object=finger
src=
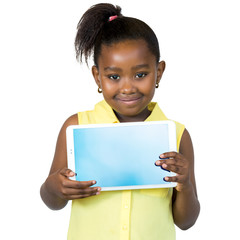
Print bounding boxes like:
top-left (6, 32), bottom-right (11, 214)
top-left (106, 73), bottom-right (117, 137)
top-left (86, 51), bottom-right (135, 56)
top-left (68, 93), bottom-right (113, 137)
top-left (63, 187), bottom-right (101, 200)
top-left (155, 160), bottom-right (182, 174)
top-left (69, 191), bottom-right (100, 200)
top-left (164, 175), bottom-right (186, 184)
top-left (60, 168), bottom-right (75, 178)
top-left (159, 155), bottom-right (185, 167)
top-left (164, 176), bottom-right (177, 183)
top-left (63, 179), bottom-right (97, 189)
top-left (155, 159), bottom-right (185, 170)
top-left (162, 163), bottom-right (183, 174)
top-left (160, 165), bottom-right (170, 172)
top-left (159, 151), bottom-right (179, 159)
top-left (156, 158), bottom-right (186, 176)
top-left (62, 186), bottom-right (101, 197)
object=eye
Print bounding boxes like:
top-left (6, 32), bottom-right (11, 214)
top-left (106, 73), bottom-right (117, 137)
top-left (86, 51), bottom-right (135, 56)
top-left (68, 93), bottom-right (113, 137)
top-left (109, 74), bottom-right (120, 81)
top-left (135, 72), bottom-right (147, 79)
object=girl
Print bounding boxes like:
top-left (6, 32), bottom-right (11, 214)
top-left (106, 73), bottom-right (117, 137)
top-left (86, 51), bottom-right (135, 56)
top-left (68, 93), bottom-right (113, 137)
top-left (40, 3), bottom-right (200, 240)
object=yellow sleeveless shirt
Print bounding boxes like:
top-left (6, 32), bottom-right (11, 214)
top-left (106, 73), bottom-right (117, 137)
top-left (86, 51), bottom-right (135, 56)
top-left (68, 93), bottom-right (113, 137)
top-left (67, 100), bottom-right (185, 240)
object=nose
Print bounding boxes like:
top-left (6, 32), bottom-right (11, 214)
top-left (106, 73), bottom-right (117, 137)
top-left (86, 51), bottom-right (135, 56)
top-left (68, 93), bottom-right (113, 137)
top-left (120, 78), bottom-right (137, 94)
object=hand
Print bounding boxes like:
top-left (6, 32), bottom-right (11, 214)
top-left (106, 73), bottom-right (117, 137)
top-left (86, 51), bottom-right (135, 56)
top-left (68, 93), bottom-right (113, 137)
top-left (45, 168), bottom-right (101, 200)
top-left (155, 152), bottom-right (191, 192)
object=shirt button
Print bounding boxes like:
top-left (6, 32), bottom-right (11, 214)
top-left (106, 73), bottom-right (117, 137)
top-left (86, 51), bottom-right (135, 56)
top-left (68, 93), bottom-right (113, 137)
top-left (122, 225), bottom-right (127, 230)
top-left (124, 205), bottom-right (128, 209)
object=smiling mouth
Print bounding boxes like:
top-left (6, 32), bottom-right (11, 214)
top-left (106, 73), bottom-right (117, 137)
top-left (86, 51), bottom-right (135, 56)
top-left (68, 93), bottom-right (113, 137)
top-left (116, 96), bottom-right (143, 104)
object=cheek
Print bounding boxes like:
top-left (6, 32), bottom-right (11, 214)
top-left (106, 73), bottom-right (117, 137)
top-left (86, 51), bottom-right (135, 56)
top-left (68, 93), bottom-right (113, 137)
top-left (101, 80), bottom-right (117, 96)
top-left (99, 76), bottom-right (109, 88)
top-left (140, 80), bottom-right (156, 95)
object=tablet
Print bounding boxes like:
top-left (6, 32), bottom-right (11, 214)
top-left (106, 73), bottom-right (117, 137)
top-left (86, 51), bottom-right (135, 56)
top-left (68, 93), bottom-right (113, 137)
top-left (66, 121), bottom-right (177, 191)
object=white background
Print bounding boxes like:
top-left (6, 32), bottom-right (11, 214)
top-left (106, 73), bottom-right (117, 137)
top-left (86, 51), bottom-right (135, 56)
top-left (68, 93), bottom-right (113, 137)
top-left (1, 0), bottom-right (239, 239)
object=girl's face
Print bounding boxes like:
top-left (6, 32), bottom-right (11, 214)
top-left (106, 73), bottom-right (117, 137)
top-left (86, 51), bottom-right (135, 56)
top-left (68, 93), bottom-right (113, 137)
top-left (92, 39), bottom-right (165, 122)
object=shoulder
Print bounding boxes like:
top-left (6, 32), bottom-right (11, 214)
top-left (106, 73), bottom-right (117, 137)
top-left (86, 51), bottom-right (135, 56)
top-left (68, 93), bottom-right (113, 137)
top-left (179, 129), bottom-right (194, 162)
top-left (57, 114), bottom-right (78, 140)
top-left (180, 129), bottom-right (193, 151)
top-left (62, 114), bottom-right (78, 128)
top-left (49, 114), bottom-right (78, 174)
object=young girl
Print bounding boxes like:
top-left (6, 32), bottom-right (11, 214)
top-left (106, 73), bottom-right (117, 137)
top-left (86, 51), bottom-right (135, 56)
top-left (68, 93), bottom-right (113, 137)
top-left (40, 3), bottom-right (200, 239)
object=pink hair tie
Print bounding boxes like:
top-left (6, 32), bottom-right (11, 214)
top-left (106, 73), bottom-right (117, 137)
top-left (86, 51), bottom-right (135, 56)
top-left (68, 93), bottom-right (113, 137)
top-left (109, 15), bottom-right (118, 22)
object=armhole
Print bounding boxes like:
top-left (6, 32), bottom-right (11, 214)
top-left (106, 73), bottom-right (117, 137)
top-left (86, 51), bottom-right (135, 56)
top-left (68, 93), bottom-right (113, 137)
top-left (175, 122), bottom-right (185, 152)
top-left (77, 112), bottom-right (81, 125)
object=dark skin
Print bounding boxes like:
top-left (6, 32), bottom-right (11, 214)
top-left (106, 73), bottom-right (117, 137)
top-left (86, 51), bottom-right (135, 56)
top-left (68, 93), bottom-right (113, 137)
top-left (159, 130), bottom-right (200, 230)
top-left (40, 114), bottom-right (101, 210)
top-left (40, 39), bottom-right (200, 230)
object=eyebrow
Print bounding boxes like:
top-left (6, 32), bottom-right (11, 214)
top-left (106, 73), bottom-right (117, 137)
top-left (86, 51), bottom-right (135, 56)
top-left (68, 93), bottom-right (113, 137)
top-left (104, 64), bottom-right (150, 72)
top-left (104, 66), bottom-right (122, 72)
top-left (132, 64), bottom-right (150, 70)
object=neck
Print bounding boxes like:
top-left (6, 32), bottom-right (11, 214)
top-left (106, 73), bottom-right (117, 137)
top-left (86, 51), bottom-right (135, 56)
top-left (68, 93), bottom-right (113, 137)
top-left (114, 107), bottom-right (151, 123)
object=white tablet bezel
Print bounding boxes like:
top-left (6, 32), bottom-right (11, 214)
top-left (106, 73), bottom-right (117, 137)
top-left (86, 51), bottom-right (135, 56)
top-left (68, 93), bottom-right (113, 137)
top-left (66, 121), bottom-right (177, 190)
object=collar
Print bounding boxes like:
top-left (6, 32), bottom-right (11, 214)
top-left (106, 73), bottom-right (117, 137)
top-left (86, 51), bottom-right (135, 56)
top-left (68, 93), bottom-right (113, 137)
top-left (94, 100), bottom-right (119, 124)
top-left (94, 100), bottom-right (168, 124)
top-left (145, 102), bottom-right (168, 121)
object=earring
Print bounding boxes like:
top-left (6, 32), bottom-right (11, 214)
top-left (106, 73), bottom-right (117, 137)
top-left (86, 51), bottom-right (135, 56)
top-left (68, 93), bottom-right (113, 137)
top-left (98, 87), bottom-right (102, 93)
top-left (155, 83), bottom-right (159, 88)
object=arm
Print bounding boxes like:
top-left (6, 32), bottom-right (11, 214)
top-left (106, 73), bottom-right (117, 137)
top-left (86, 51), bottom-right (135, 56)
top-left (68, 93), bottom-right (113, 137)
top-left (156, 129), bottom-right (200, 230)
top-left (40, 114), bottom-right (101, 210)
top-left (172, 129), bottom-right (200, 229)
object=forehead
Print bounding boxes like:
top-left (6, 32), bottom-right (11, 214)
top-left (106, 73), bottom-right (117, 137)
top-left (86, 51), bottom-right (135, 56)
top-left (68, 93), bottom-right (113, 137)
top-left (98, 40), bottom-right (156, 69)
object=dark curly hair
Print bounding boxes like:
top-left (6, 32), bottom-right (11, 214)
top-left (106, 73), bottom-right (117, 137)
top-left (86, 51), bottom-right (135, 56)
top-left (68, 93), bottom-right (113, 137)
top-left (75, 3), bottom-right (160, 67)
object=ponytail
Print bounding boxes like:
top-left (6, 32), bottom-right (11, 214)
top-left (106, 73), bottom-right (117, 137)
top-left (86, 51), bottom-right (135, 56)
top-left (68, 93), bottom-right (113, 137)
top-left (75, 3), bottom-right (122, 64)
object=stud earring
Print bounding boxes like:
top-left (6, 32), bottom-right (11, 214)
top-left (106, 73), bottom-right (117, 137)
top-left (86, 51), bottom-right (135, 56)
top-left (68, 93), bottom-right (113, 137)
top-left (155, 83), bottom-right (159, 88)
top-left (98, 87), bottom-right (102, 93)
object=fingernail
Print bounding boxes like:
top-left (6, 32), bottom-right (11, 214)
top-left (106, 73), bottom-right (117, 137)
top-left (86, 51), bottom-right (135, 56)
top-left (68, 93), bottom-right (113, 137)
top-left (159, 154), bottom-right (165, 159)
top-left (96, 188), bottom-right (101, 195)
top-left (155, 160), bottom-right (161, 165)
top-left (162, 163), bottom-right (167, 168)
top-left (165, 177), bottom-right (169, 181)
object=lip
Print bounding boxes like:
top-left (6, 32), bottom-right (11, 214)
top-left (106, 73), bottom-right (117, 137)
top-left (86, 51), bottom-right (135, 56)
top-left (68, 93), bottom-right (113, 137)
top-left (116, 96), bottom-right (143, 105)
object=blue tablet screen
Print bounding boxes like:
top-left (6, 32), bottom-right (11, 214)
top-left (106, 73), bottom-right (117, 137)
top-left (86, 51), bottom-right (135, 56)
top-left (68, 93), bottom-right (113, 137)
top-left (72, 122), bottom-right (176, 188)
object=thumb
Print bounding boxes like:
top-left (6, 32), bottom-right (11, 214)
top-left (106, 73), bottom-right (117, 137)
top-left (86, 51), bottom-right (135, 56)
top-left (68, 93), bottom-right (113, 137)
top-left (60, 168), bottom-right (76, 178)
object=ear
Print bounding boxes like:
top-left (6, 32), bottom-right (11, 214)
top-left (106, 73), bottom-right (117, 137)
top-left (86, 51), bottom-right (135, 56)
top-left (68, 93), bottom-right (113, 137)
top-left (156, 61), bottom-right (166, 85)
top-left (92, 65), bottom-right (101, 88)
